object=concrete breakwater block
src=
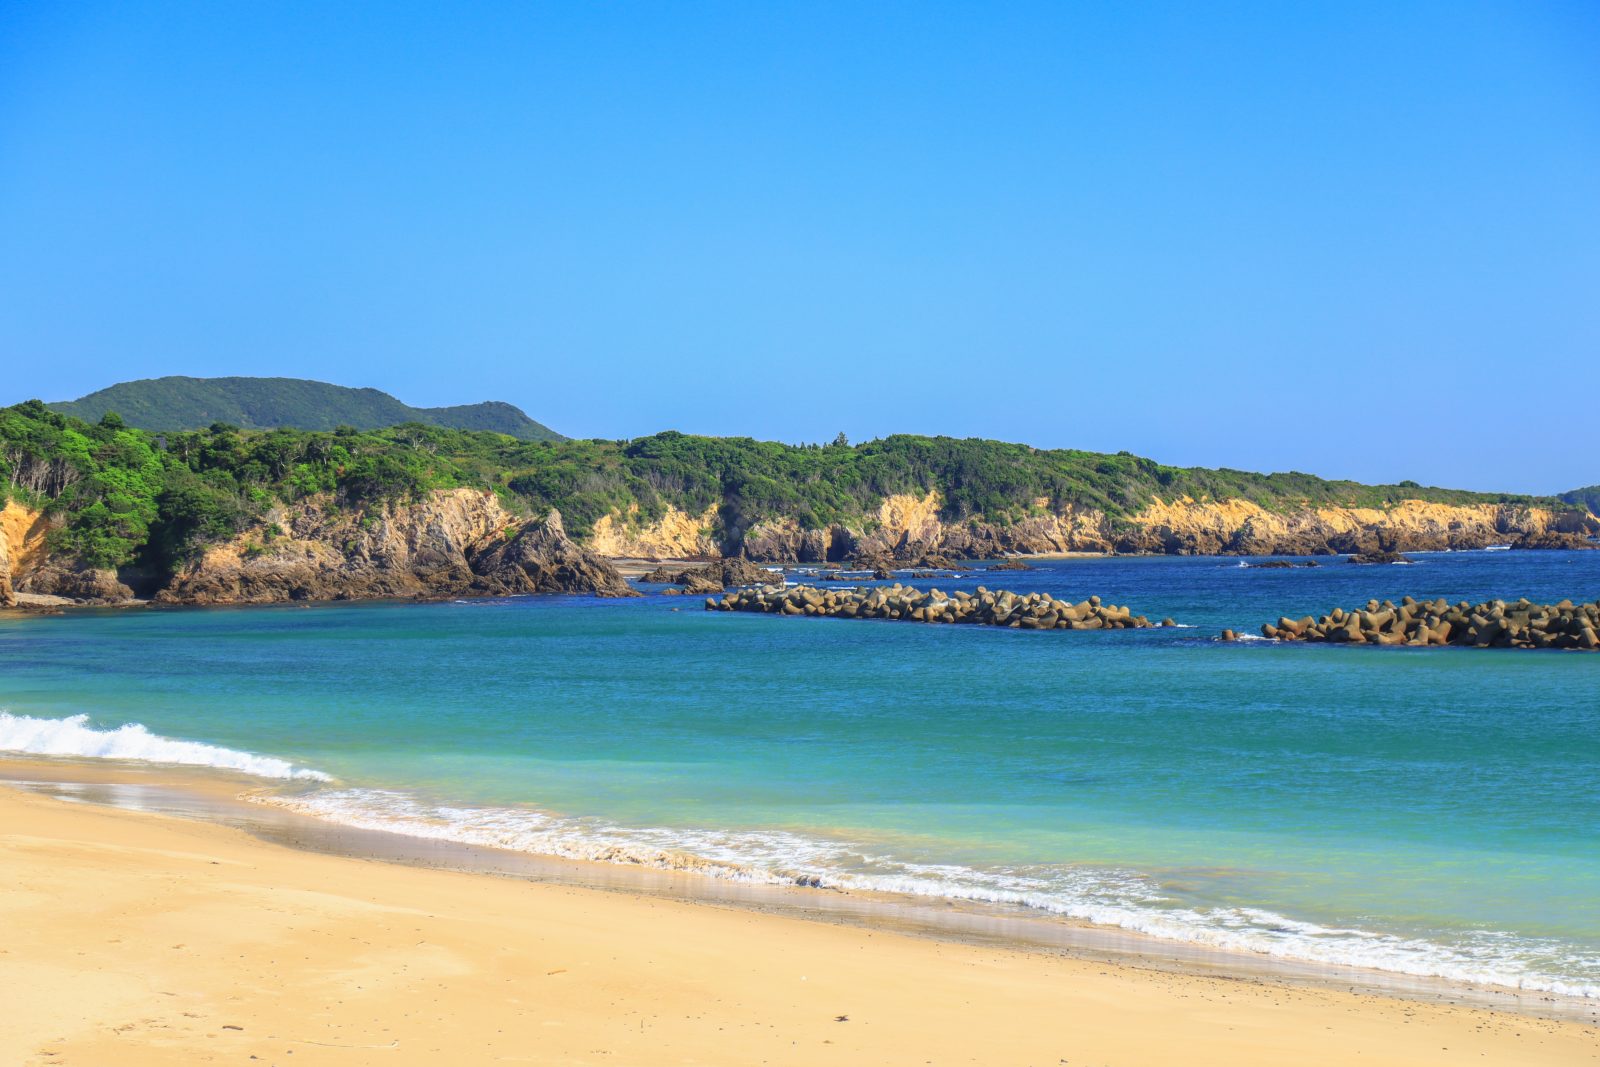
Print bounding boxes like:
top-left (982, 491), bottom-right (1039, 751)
top-left (707, 583), bottom-right (1175, 631)
top-left (1258, 597), bottom-right (1600, 650)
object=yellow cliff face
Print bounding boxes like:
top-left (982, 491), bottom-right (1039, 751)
top-left (588, 504), bottom-right (719, 559)
top-left (647, 488), bottom-right (1579, 561)
top-left (1126, 496), bottom-right (1561, 544)
top-left (0, 501), bottom-right (50, 604)
top-left (873, 491), bottom-right (945, 542)
top-left (0, 500), bottom-right (49, 572)
top-left (1131, 497), bottom-right (1274, 535)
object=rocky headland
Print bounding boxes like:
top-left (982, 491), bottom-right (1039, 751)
top-left (707, 583), bottom-right (1173, 631)
top-left (0, 490), bottom-right (632, 608)
top-left (1259, 597), bottom-right (1600, 650)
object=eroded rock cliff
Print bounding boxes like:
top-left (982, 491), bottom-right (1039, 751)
top-left (603, 491), bottom-right (1598, 562)
top-left (155, 490), bottom-right (632, 605)
top-left (587, 504), bottom-right (720, 559)
top-left (0, 501), bottom-right (83, 606)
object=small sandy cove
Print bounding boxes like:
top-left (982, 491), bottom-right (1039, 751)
top-left (1, 782), bottom-right (1595, 1066)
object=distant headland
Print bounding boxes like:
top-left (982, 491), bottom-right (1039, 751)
top-left (2, 381), bottom-right (1596, 608)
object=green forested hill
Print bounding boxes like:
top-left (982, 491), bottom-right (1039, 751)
top-left (47, 377), bottom-right (563, 441)
top-left (0, 399), bottom-right (1559, 575)
top-left (1561, 486), bottom-right (1600, 516)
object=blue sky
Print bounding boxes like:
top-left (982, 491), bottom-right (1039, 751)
top-left (2, 2), bottom-right (1596, 492)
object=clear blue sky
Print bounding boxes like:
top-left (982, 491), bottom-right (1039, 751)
top-left (3, 2), bottom-right (1597, 493)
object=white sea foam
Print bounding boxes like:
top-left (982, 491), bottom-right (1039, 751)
top-left (0, 712), bottom-right (330, 781)
top-left (261, 786), bottom-right (1599, 1000)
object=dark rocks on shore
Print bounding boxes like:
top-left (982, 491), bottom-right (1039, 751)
top-left (638, 565), bottom-right (680, 583)
top-left (851, 551), bottom-right (969, 574)
top-left (645, 556), bottom-right (782, 594)
top-left (707, 583), bottom-right (1161, 631)
top-left (19, 562), bottom-right (137, 602)
top-left (465, 511), bottom-right (637, 598)
top-left (1513, 532), bottom-right (1599, 550)
top-left (986, 559), bottom-right (1034, 571)
top-left (1260, 597), bottom-right (1600, 650)
top-left (1242, 560), bottom-right (1320, 569)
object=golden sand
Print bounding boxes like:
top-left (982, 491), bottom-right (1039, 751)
top-left (1, 781), bottom-right (1595, 1066)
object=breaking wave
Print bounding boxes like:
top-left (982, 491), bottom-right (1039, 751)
top-left (0, 712), bottom-right (331, 781)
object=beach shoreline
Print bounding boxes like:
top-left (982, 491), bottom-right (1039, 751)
top-left (2, 754), bottom-right (1596, 1066)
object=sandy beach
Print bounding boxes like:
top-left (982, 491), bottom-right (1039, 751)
top-left (1, 770), bottom-right (1594, 1066)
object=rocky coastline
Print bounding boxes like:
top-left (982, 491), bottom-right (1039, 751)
top-left (707, 583), bottom-right (1173, 631)
top-left (0, 490), bottom-right (632, 608)
top-left (605, 491), bottom-right (1600, 565)
top-left (4, 483), bottom-right (1598, 611)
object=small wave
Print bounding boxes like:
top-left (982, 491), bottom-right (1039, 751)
top-left (0, 712), bottom-right (330, 781)
top-left (261, 787), bottom-right (1599, 1000)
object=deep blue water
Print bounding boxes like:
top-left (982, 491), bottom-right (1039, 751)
top-left (2, 549), bottom-right (1597, 995)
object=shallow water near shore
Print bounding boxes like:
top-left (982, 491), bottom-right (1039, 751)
top-left (2, 549), bottom-right (1598, 1000)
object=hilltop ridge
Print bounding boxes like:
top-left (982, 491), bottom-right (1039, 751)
top-left (47, 376), bottom-right (563, 441)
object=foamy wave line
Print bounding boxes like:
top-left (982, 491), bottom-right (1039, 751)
top-left (262, 787), bottom-right (1598, 1001)
top-left (0, 712), bottom-right (331, 781)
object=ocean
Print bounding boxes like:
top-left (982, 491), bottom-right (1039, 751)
top-left (2, 549), bottom-right (1597, 999)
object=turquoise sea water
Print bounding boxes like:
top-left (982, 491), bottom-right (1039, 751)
top-left (2, 550), bottom-right (1598, 996)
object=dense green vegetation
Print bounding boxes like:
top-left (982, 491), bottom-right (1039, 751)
top-left (49, 376), bottom-right (564, 441)
top-left (0, 399), bottom-right (1563, 575)
top-left (1562, 485), bottom-right (1600, 516)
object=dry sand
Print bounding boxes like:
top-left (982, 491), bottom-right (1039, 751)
top-left (1, 781), bottom-right (1595, 1066)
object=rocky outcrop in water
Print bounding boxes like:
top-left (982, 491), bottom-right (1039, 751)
top-left (639, 557), bottom-right (778, 593)
top-left (1347, 551), bottom-right (1412, 565)
top-left (155, 490), bottom-right (632, 605)
top-left (472, 510), bottom-right (635, 597)
top-left (1260, 597), bottom-right (1600, 650)
top-left (707, 583), bottom-right (1167, 631)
